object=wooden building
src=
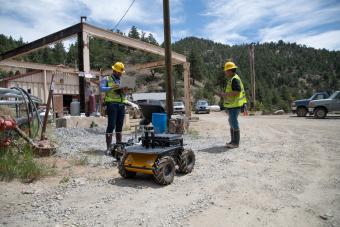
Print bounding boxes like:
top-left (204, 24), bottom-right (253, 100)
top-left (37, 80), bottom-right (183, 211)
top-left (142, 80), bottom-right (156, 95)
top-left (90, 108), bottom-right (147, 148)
top-left (0, 60), bottom-right (99, 117)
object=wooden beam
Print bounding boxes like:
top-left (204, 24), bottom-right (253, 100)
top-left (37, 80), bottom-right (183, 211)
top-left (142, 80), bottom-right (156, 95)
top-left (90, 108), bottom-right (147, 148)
top-left (0, 60), bottom-right (99, 75)
top-left (183, 62), bottom-right (191, 118)
top-left (100, 60), bottom-right (183, 75)
top-left (133, 59), bottom-right (182, 70)
top-left (0, 60), bottom-right (75, 73)
top-left (82, 23), bottom-right (186, 63)
top-left (0, 23), bottom-right (82, 61)
top-left (0, 22), bottom-right (186, 66)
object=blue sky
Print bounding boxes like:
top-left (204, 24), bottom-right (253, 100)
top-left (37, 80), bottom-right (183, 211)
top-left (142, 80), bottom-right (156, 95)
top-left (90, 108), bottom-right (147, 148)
top-left (1, 0), bottom-right (340, 50)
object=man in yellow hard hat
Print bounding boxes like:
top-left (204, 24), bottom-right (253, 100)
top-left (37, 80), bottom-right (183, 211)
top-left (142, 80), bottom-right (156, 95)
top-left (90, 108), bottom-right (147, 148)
top-left (100, 62), bottom-right (129, 155)
top-left (217, 61), bottom-right (247, 148)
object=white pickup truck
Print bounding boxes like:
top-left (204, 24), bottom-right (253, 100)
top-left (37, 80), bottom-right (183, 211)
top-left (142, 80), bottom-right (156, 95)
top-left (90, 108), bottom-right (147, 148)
top-left (308, 91), bottom-right (340, 118)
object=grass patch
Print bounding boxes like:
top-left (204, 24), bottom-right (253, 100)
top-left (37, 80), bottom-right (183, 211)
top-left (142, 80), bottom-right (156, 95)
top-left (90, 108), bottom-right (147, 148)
top-left (72, 156), bottom-right (89, 166)
top-left (59, 176), bottom-right (70, 184)
top-left (0, 145), bottom-right (55, 183)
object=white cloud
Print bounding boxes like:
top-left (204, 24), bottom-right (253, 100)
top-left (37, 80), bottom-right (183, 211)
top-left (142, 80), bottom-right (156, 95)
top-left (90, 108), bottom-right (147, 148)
top-left (172, 29), bottom-right (191, 40)
top-left (81, 0), bottom-right (161, 25)
top-left (295, 30), bottom-right (340, 50)
top-left (201, 0), bottom-right (340, 50)
top-left (2, 0), bottom-right (339, 51)
top-left (0, 0), bottom-right (185, 45)
top-left (0, 0), bottom-right (79, 42)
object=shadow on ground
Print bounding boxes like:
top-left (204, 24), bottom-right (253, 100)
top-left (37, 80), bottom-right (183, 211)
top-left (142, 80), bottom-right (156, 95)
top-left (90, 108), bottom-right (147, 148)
top-left (199, 146), bottom-right (228, 153)
top-left (83, 149), bottom-right (106, 156)
top-left (289, 114), bottom-right (340, 120)
top-left (305, 116), bottom-right (340, 120)
top-left (108, 174), bottom-right (163, 189)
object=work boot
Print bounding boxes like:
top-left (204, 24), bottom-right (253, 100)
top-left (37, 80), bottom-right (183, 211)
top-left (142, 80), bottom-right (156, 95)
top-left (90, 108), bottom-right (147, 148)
top-left (226, 128), bottom-right (234, 146)
top-left (105, 133), bottom-right (113, 155)
top-left (226, 129), bottom-right (240, 149)
top-left (115, 132), bottom-right (122, 143)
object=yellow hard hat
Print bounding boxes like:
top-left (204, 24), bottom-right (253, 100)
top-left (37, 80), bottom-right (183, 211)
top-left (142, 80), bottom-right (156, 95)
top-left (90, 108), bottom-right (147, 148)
top-left (112, 62), bottom-right (125, 74)
top-left (224, 61), bottom-right (238, 71)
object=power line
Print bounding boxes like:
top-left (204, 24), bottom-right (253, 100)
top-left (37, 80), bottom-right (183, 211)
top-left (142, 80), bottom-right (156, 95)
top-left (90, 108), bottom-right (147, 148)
top-left (113, 0), bottom-right (136, 31)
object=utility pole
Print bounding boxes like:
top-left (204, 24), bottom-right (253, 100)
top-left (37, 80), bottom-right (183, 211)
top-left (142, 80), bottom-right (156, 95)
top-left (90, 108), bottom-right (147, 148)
top-left (248, 44), bottom-right (256, 110)
top-left (163, 0), bottom-right (173, 123)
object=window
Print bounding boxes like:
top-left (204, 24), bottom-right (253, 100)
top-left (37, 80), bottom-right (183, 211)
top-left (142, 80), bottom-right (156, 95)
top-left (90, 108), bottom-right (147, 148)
top-left (315, 94), bottom-right (324, 100)
top-left (335, 93), bottom-right (340, 100)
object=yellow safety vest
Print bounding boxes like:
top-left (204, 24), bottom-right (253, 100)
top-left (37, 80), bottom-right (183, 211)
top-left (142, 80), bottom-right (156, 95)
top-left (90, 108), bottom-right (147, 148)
top-left (104, 75), bottom-right (128, 104)
top-left (224, 74), bottom-right (247, 108)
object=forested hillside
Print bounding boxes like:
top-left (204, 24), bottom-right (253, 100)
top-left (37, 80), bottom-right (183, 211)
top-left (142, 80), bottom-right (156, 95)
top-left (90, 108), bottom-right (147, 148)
top-left (1, 28), bottom-right (340, 112)
top-left (172, 37), bottom-right (340, 111)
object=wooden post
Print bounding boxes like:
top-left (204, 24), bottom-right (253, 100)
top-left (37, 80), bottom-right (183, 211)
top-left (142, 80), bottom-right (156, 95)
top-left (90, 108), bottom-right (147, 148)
top-left (78, 23), bottom-right (90, 114)
top-left (43, 70), bottom-right (48, 104)
top-left (252, 45), bottom-right (256, 110)
top-left (183, 62), bottom-right (191, 118)
top-left (41, 74), bottom-right (54, 140)
top-left (163, 0), bottom-right (173, 124)
top-left (249, 44), bottom-right (256, 110)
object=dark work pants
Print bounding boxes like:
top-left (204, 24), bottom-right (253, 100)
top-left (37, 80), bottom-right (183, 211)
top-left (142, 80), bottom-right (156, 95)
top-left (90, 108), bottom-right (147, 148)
top-left (106, 103), bottom-right (125, 134)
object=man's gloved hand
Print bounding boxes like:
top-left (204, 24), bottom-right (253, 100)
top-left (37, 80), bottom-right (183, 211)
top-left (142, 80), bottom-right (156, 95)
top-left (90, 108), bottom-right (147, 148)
top-left (122, 87), bottom-right (129, 94)
top-left (111, 84), bottom-right (120, 89)
top-left (126, 101), bottom-right (139, 109)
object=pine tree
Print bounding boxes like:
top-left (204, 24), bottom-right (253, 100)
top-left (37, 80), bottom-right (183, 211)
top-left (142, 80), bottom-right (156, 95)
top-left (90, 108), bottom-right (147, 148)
top-left (140, 31), bottom-right (148, 42)
top-left (147, 33), bottom-right (158, 46)
top-left (128, 26), bottom-right (140, 39)
top-left (52, 42), bottom-right (66, 64)
top-left (188, 49), bottom-right (204, 85)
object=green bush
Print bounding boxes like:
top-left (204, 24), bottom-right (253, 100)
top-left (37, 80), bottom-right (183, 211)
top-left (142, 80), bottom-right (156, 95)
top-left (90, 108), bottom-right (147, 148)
top-left (0, 145), bottom-right (54, 183)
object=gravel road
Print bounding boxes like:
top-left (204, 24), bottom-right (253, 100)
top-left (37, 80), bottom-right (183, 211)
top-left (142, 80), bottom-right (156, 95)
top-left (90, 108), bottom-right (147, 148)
top-left (1, 113), bottom-right (339, 227)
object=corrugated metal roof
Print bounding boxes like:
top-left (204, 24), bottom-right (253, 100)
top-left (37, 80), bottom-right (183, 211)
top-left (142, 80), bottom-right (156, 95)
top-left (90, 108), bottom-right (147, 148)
top-left (132, 92), bottom-right (166, 101)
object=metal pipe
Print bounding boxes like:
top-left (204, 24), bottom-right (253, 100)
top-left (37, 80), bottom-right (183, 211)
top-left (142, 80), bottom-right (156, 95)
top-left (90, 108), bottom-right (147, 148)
top-left (16, 111), bottom-right (40, 125)
top-left (0, 100), bottom-right (25, 105)
top-left (0, 88), bottom-right (42, 104)
top-left (12, 87), bottom-right (32, 137)
top-left (0, 93), bottom-right (22, 99)
top-left (17, 87), bottom-right (42, 129)
top-left (14, 126), bottom-right (37, 147)
top-left (0, 88), bottom-right (22, 95)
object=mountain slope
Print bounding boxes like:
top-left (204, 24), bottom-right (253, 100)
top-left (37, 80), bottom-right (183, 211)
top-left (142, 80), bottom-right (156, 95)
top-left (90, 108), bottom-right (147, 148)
top-left (172, 37), bottom-right (340, 111)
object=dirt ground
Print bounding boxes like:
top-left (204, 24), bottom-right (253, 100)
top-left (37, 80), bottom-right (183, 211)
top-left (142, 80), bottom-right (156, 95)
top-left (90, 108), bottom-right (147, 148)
top-left (1, 112), bottom-right (340, 227)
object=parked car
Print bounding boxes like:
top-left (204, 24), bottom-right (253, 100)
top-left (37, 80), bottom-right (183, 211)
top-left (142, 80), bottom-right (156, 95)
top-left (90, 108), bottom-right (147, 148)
top-left (173, 101), bottom-right (185, 114)
top-left (308, 91), bottom-right (340, 119)
top-left (291, 92), bottom-right (330, 117)
top-left (209, 105), bottom-right (221, 112)
top-left (195, 100), bottom-right (210, 114)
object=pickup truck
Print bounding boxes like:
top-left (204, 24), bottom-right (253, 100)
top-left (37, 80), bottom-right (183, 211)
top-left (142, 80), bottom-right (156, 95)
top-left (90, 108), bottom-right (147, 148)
top-left (291, 92), bottom-right (330, 117)
top-left (308, 91), bottom-right (340, 118)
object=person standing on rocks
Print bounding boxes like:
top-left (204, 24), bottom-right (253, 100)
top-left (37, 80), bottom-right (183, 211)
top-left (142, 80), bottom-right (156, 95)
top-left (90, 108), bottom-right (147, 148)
top-left (100, 62), bottom-right (129, 155)
top-left (217, 61), bottom-right (247, 148)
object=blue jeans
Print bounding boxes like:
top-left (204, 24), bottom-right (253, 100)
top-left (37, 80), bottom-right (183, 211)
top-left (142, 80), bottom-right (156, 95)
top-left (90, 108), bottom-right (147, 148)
top-left (227, 108), bottom-right (240, 130)
top-left (106, 103), bottom-right (125, 134)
